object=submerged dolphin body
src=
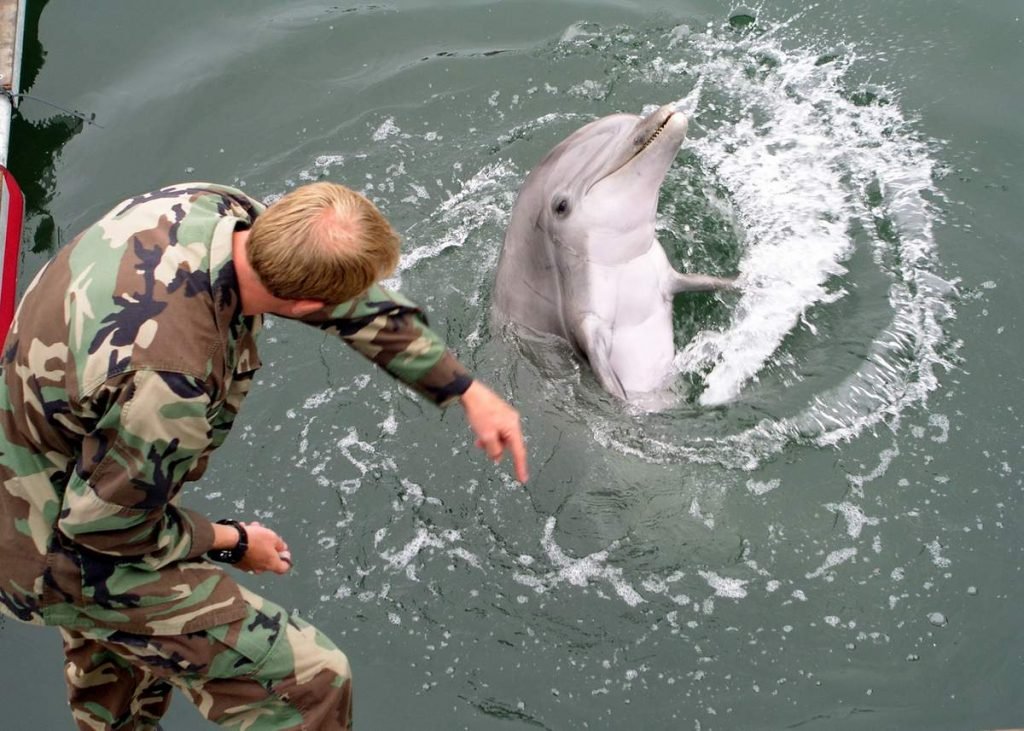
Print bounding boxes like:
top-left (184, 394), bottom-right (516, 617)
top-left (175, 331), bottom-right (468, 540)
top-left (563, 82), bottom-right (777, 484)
top-left (493, 104), bottom-right (735, 400)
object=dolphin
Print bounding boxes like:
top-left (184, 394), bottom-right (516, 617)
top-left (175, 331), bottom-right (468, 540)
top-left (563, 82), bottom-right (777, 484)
top-left (493, 103), bottom-right (736, 400)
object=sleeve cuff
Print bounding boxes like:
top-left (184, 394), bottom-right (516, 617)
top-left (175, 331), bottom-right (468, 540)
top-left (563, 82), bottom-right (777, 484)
top-left (181, 508), bottom-right (217, 559)
top-left (438, 371), bottom-right (474, 408)
top-left (420, 351), bottom-right (474, 407)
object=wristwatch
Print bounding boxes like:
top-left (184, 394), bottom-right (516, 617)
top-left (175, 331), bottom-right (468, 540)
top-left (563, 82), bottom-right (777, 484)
top-left (206, 519), bottom-right (249, 564)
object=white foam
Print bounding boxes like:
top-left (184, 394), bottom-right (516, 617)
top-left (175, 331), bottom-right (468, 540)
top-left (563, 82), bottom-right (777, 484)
top-left (805, 548), bottom-right (858, 579)
top-left (378, 411), bottom-right (398, 436)
top-left (698, 570), bottom-right (748, 599)
top-left (373, 116), bottom-right (400, 141)
top-left (925, 539), bottom-right (952, 568)
top-left (400, 478), bottom-right (425, 505)
top-left (313, 154), bottom-right (345, 168)
top-left (511, 518), bottom-right (646, 606)
top-left (303, 389), bottom-right (336, 410)
top-left (746, 478), bottom-right (781, 496)
top-left (336, 427), bottom-right (376, 475)
top-left (688, 498), bottom-right (715, 529)
top-left (846, 445), bottom-right (900, 495)
top-left (449, 547), bottom-right (483, 569)
top-left (928, 413), bottom-right (950, 443)
top-left (381, 526), bottom-right (446, 570)
top-left (825, 502), bottom-right (880, 539)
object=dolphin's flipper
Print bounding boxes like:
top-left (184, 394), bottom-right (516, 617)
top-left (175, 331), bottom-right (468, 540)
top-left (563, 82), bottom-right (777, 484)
top-left (577, 314), bottom-right (627, 399)
top-left (669, 270), bottom-right (738, 294)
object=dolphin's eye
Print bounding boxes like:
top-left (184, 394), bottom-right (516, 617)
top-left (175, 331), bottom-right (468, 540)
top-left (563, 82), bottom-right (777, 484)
top-left (553, 198), bottom-right (571, 216)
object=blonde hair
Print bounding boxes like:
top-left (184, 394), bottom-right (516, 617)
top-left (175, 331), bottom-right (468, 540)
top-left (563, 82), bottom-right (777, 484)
top-left (247, 183), bottom-right (400, 305)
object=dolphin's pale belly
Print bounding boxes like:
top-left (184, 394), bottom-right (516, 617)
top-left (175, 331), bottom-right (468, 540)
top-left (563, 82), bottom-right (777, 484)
top-left (587, 247), bottom-right (677, 394)
top-left (609, 312), bottom-right (676, 394)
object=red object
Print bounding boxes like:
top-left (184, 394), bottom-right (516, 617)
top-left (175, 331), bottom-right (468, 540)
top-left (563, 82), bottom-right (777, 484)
top-left (0, 165), bottom-right (23, 342)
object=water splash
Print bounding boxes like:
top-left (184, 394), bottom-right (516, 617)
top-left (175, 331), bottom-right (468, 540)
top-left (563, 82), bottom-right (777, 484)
top-left (670, 75), bottom-right (704, 117)
top-left (606, 21), bottom-right (953, 466)
top-left (676, 31), bottom-right (951, 417)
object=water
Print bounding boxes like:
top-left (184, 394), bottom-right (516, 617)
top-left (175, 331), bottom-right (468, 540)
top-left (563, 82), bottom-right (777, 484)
top-left (4, 1), bottom-right (1024, 729)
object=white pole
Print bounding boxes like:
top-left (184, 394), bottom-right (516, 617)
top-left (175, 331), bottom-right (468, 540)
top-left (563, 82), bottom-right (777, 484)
top-left (0, 94), bottom-right (10, 166)
top-left (0, 0), bottom-right (26, 167)
top-left (11, 0), bottom-right (24, 98)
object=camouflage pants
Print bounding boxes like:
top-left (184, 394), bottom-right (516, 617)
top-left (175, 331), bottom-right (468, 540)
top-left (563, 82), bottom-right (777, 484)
top-left (60, 587), bottom-right (352, 730)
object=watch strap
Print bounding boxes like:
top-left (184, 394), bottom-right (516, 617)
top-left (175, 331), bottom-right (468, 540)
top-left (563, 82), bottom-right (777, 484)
top-left (206, 519), bottom-right (248, 564)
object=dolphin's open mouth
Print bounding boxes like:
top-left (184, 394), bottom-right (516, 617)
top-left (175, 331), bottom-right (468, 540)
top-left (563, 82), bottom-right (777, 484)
top-left (585, 107), bottom-right (687, 194)
top-left (637, 112), bottom-right (676, 155)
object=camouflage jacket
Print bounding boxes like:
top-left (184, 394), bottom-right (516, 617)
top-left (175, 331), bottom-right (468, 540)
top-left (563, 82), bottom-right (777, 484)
top-left (0, 183), bottom-right (472, 635)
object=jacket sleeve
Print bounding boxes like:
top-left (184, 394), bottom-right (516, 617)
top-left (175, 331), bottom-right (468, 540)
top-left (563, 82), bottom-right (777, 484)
top-left (58, 369), bottom-right (216, 567)
top-left (297, 283), bottom-right (474, 406)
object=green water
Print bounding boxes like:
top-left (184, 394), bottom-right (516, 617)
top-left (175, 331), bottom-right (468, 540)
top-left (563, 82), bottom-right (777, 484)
top-left (3, 1), bottom-right (1023, 729)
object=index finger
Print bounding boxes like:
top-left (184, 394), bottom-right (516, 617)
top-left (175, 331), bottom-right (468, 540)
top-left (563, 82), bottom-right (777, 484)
top-left (505, 426), bottom-right (529, 483)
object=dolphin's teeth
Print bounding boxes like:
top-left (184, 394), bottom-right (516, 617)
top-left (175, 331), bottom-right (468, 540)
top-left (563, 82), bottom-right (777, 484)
top-left (638, 115), bottom-right (674, 153)
top-left (640, 127), bottom-right (663, 153)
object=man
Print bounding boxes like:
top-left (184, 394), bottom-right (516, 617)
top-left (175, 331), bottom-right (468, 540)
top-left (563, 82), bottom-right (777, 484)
top-left (0, 182), bottom-right (528, 730)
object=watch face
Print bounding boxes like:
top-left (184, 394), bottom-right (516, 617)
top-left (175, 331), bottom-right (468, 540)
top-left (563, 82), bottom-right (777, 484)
top-left (210, 520), bottom-right (247, 563)
top-left (209, 547), bottom-right (242, 564)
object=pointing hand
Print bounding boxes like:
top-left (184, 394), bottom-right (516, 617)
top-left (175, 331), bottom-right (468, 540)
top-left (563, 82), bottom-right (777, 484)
top-left (459, 381), bottom-right (529, 483)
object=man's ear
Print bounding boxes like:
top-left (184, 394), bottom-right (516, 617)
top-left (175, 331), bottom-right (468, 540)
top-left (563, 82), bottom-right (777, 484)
top-left (284, 299), bottom-right (327, 318)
